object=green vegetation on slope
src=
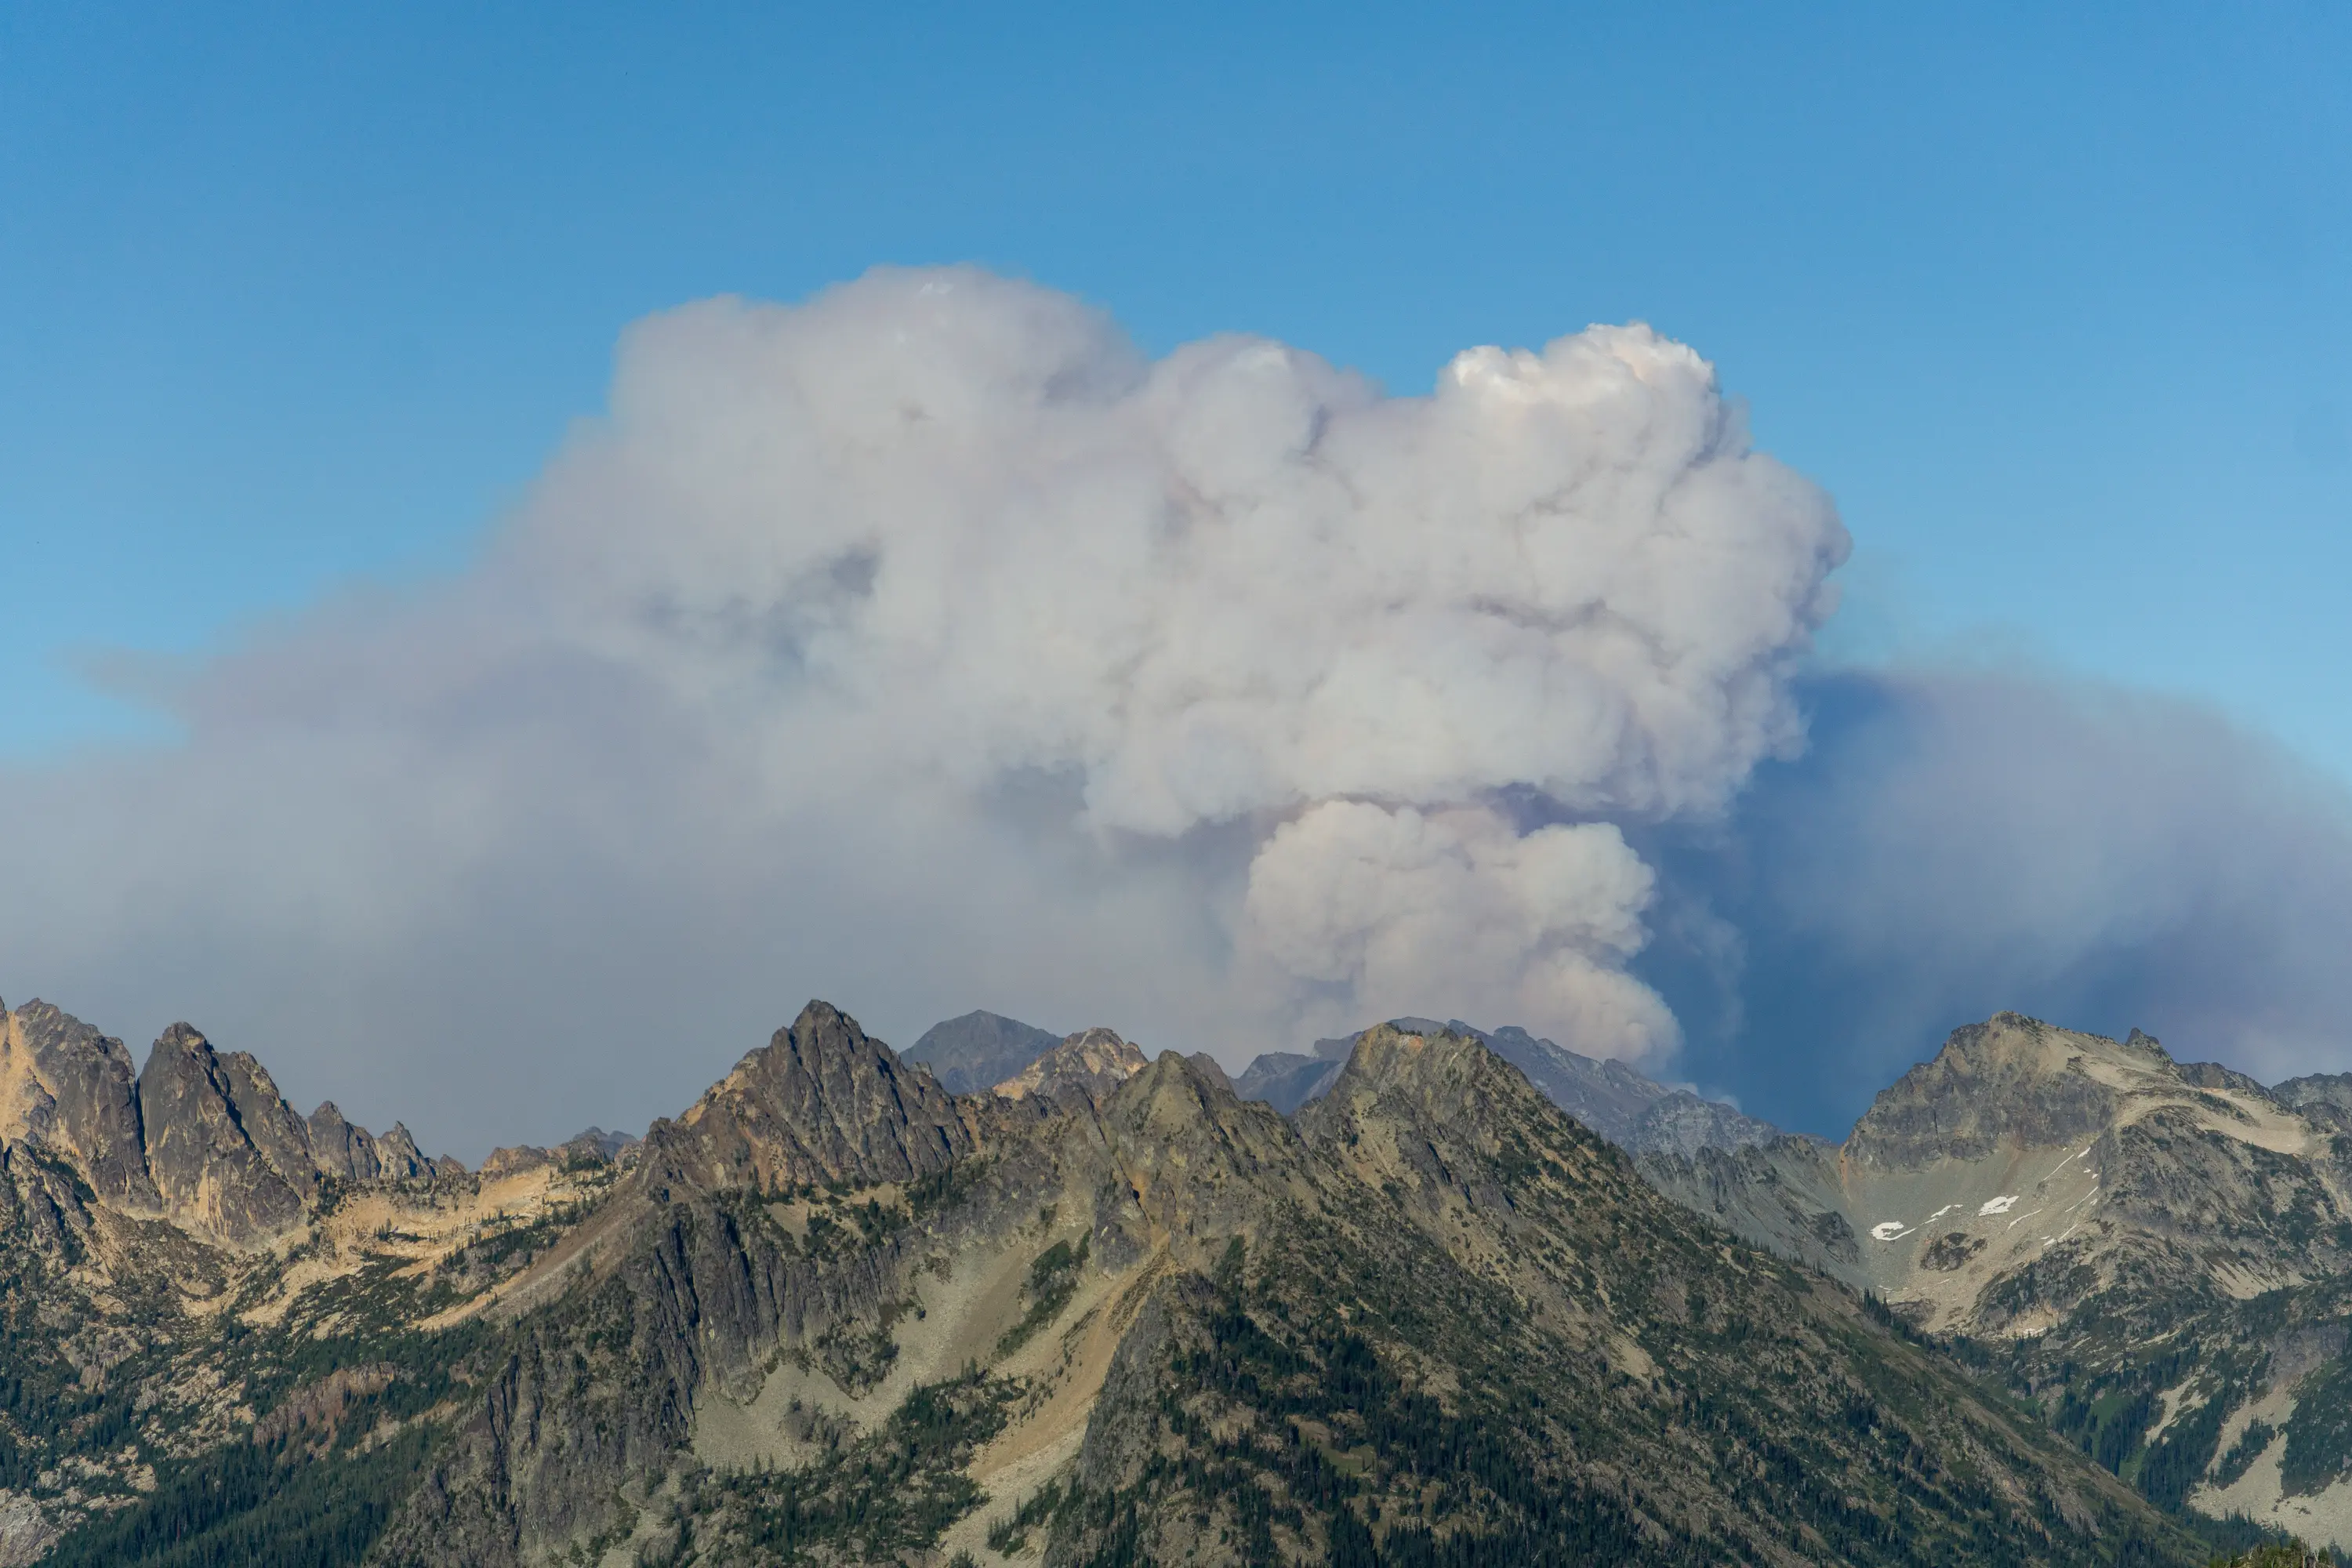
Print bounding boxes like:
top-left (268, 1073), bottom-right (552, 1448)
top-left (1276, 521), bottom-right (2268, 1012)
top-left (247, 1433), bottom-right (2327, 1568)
top-left (2281, 1354), bottom-right (2352, 1498)
top-left (42, 1417), bottom-right (441, 1568)
top-left (635, 1370), bottom-right (1017, 1566)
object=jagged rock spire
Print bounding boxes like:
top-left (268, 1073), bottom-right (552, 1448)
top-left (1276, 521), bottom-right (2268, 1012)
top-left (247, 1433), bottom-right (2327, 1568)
top-left (647, 1000), bottom-right (978, 1194)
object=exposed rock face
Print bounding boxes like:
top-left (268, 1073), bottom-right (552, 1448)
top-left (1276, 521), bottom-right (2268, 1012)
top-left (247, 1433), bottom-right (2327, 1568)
top-left (0, 1490), bottom-right (57, 1568)
top-left (1635, 1133), bottom-right (1859, 1278)
top-left (1470, 1020), bottom-right (1693, 1146)
top-left (2176, 1058), bottom-right (2274, 1098)
top-left (1844, 1011), bottom-right (2132, 1169)
top-left (990, 1025), bottom-right (1146, 1106)
top-left (366, 1008), bottom-right (2193, 1568)
top-left (1091, 1049), bottom-right (1314, 1253)
top-left (645, 999), bottom-right (977, 1193)
top-left (136, 1023), bottom-right (310, 1245)
top-left (1622, 1087), bottom-right (1785, 1159)
top-left (561, 1126), bottom-right (640, 1163)
top-left (213, 1050), bottom-right (320, 1200)
top-left (2277, 1072), bottom-right (2352, 1117)
top-left (1639, 1010), bottom-right (2352, 1548)
top-left (91, 1018), bottom-right (455, 1243)
top-left (306, 1101), bottom-right (383, 1181)
top-left (0, 1000), bottom-right (160, 1210)
top-left (1050, 1022), bottom-right (2194, 1567)
top-left (1646, 1012), bottom-right (2352, 1324)
top-left (374, 1122), bottom-right (433, 1179)
top-left (0, 994), bottom-right (456, 1251)
top-left (1236, 1013), bottom-right (1782, 1157)
top-left (477, 1145), bottom-right (554, 1178)
top-left (251, 1363), bottom-right (398, 1448)
top-left (902, 1008), bottom-right (1061, 1094)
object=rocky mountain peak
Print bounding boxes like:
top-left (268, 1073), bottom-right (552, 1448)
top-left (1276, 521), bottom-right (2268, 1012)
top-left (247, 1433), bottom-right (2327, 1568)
top-left (1301, 1022), bottom-right (1576, 1178)
top-left (1236, 1013), bottom-right (1781, 1158)
top-left (308, 1100), bottom-right (380, 1181)
top-left (649, 998), bottom-right (977, 1194)
top-left (0, 995), bottom-right (454, 1246)
top-left (561, 1125), bottom-right (641, 1163)
top-left (1311, 1022), bottom-right (1626, 1161)
top-left (1630, 1090), bottom-right (1784, 1159)
top-left (214, 1048), bottom-right (322, 1200)
top-left (902, 1007), bottom-right (1061, 1094)
top-left (1845, 1011), bottom-right (2131, 1169)
top-left (373, 1121), bottom-right (434, 1178)
top-left (989, 1025), bottom-right (1146, 1105)
top-left (0, 998), bottom-right (160, 1210)
top-left (1091, 1048), bottom-right (1310, 1257)
top-left (1327, 1018), bottom-right (1465, 1089)
top-left (137, 1022), bottom-right (311, 1245)
top-left (2274, 1071), bottom-right (2352, 1116)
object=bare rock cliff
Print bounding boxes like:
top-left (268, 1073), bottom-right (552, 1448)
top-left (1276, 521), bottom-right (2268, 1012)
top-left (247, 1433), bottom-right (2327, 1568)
top-left (0, 999), bottom-right (161, 1211)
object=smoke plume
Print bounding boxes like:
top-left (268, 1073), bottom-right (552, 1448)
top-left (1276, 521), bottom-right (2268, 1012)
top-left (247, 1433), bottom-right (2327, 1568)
top-left (1647, 669), bottom-right (2352, 1131)
top-left (14, 268), bottom-right (2346, 1154)
top-left (0, 269), bottom-right (1849, 1150)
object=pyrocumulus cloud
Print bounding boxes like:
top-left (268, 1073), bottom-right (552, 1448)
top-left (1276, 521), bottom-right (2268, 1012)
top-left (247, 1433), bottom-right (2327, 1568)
top-left (0, 268), bottom-right (1849, 1149)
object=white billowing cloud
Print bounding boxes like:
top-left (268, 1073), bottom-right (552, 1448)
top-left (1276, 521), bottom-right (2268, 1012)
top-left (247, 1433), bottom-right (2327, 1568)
top-left (514, 274), bottom-right (1842, 830)
top-left (0, 268), bottom-right (1847, 1150)
top-left (1243, 804), bottom-right (1677, 1056)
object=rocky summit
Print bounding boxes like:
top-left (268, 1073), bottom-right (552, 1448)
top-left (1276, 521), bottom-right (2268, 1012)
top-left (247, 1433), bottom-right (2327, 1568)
top-left (906, 1012), bottom-right (1068, 1097)
top-left (1642, 1011), bottom-right (2352, 1550)
top-left (1235, 1016), bottom-right (1785, 1159)
top-left (0, 992), bottom-right (2336, 1566)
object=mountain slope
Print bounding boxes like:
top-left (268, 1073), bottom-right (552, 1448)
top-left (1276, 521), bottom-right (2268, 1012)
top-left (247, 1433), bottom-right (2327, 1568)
top-left (1049, 1024), bottom-right (2193, 1566)
top-left (1641, 1012), bottom-right (2352, 1549)
top-left (372, 1016), bottom-right (2205, 1566)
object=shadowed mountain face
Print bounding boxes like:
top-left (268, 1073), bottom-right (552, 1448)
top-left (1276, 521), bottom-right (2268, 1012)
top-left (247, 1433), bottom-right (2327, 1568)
top-left (904, 1010), bottom-right (1064, 1094)
top-left (1642, 1011), bottom-right (2352, 1548)
top-left (1235, 1014), bottom-right (1786, 1158)
top-left (1227, 1033), bottom-right (1352, 1114)
top-left (0, 991), bottom-right (2220, 1568)
top-left (2276, 1073), bottom-right (2352, 1116)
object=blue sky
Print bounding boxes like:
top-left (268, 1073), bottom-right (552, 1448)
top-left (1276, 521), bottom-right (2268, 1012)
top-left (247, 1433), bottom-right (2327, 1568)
top-left (6, 2), bottom-right (2347, 772)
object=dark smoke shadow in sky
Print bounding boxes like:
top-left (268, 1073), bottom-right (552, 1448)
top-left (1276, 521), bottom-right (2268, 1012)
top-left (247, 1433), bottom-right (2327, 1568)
top-left (1635, 666), bottom-right (2352, 1139)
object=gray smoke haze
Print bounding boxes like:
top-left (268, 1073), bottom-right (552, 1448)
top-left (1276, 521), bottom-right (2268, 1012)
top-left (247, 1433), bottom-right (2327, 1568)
top-left (0, 268), bottom-right (1852, 1154)
top-left (5, 271), bottom-right (2346, 1154)
top-left (1646, 669), bottom-right (2352, 1132)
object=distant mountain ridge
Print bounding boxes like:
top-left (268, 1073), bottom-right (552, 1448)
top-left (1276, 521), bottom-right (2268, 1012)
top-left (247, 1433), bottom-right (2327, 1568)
top-left (903, 1009), bottom-right (1064, 1094)
top-left (1233, 1014), bottom-right (1786, 1159)
top-left (912, 1007), bottom-right (1787, 1161)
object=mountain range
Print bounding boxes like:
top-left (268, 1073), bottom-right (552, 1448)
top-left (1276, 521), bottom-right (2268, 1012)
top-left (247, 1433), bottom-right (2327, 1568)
top-left (1232, 1018), bottom-right (1785, 1159)
top-left (0, 990), bottom-right (2340, 1565)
